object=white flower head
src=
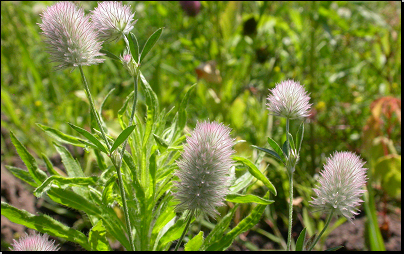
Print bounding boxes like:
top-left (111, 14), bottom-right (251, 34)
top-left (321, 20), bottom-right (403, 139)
top-left (91, 1), bottom-right (137, 42)
top-left (10, 232), bottom-right (60, 251)
top-left (310, 151), bottom-right (368, 221)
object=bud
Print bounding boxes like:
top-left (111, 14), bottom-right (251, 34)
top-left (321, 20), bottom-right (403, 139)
top-left (120, 54), bottom-right (138, 76)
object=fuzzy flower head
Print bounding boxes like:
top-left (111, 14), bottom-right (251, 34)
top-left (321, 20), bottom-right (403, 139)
top-left (38, 1), bottom-right (105, 70)
top-left (310, 151), bottom-right (368, 221)
top-left (174, 121), bottom-right (235, 217)
top-left (9, 232), bottom-right (60, 251)
top-left (91, 1), bottom-right (137, 42)
top-left (266, 79), bottom-right (312, 119)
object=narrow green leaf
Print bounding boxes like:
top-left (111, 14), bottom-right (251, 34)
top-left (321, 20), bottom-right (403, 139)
top-left (202, 206), bottom-right (237, 250)
top-left (5, 165), bottom-right (38, 187)
top-left (296, 122), bottom-right (304, 153)
top-left (102, 174), bottom-right (117, 206)
top-left (206, 193), bottom-right (269, 251)
top-left (140, 28), bottom-right (163, 63)
top-left (1, 202), bottom-right (90, 250)
top-left (53, 143), bottom-right (85, 178)
top-left (185, 231), bottom-right (204, 251)
top-left (267, 137), bottom-right (286, 161)
top-left (295, 228), bottom-right (306, 251)
top-left (88, 220), bottom-right (111, 251)
top-left (117, 90), bottom-right (134, 130)
top-left (158, 215), bottom-right (196, 248)
top-left (229, 170), bottom-right (254, 194)
top-left (36, 123), bottom-right (87, 148)
top-left (282, 140), bottom-right (289, 158)
top-left (68, 123), bottom-right (109, 154)
top-left (110, 125), bottom-right (136, 152)
top-left (9, 131), bottom-right (47, 183)
top-left (41, 153), bottom-right (60, 176)
top-left (153, 133), bottom-right (169, 151)
top-left (252, 145), bottom-right (282, 162)
top-left (34, 175), bottom-right (98, 198)
top-left (325, 246), bottom-right (343, 251)
top-left (100, 49), bottom-right (120, 61)
top-left (127, 32), bottom-right (139, 63)
top-left (233, 156), bottom-right (277, 196)
top-left (149, 151), bottom-right (157, 198)
top-left (225, 193), bottom-right (274, 205)
top-left (287, 132), bottom-right (296, 152)
top-left (100, 87), bottom-right (115, 116)
top-left (178, 84), bottom-right (196, 132)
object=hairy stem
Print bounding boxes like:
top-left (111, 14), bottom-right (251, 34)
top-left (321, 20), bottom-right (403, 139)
top-left (308, 210), bottom-right (334, 251)
top-left (174, 209), bottom-right (195, 251)
top-left (286, 118), bottom-right (294, 251)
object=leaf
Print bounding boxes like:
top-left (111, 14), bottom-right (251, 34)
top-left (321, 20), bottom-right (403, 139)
top-left (53, 143), bottom-right (85, 178)
top-left (110, 125), bottom-right (136, 153)
top-left (158, 215), bottom-right (195, 248)
top-left (296, 122), bottom-right (304, 153)
top-left (100, 49), bottom-right (120, 61)
top-left (127, 32), bottom-right (139, 63)
top-left (229, 170), bottom-right (255, 194)
top-left (225, 193), bottom-right (274, 205)
top-left (282, 140), bottom-right (289, 158)
top-left (140, 28), bottom-right (163, 63)
top-left (100, 87), bottom-right (115, 116)
top-left (201, 206), bottom-right (237, 250)
top-left (267, 137), bottom-right (285, 160)
top-left (68, 123), bottom-right (109, 154)
top-left (185, 231), bottom-right (204, 251)
top-left (41, 153), bottom-right (60, 176)
top-left (102, 174), bottom-right (117, 206)
top-left (287, 132), bottom-right (296, 152)
top-left (295, 228), bottom-right (306, 251)
top-left (117, 90), bottom-right (134, 130)
top-left (34, 175), bottom-right (98, 198)
top-left (1, 202), bottom-right (90, 250)
top-left (206, 193), bottom-right (268, 251)
top-left (5, 165), bottom-right (38, 187)
top-left (233, 156), bottom-right (277, 196)
top-left (88, 220), bottom-right (111, 251)
top-left (252, 145), bottom-right (283, 162)
top-left (36, 123), bottom-right (87, 148)
top-left (153, 133), bottom-right (169, 152)
top-left (178, 84), bottom-right (196, 132)
top-left (9, 131), bottom-right (47, 183)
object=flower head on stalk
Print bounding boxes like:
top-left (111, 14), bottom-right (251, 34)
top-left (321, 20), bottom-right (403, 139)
top-left (310, 151), bottom-right (368, 221)
top-left (91, 1), bottom-right (137, 42)
top-left (38, 1), bottom-right (105, 70)
top-left (266, 79), bottom-right (312, 119)
top-left (9, 232), bottom-right (60, 251)
top-left (174, 121), bottom-right (235, 217)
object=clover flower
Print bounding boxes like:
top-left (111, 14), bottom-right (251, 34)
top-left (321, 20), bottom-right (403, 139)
top-left (310, 151), bottom-right (368, 221)
top-left (91, 1), bottom-right (137, 42)
top-left (9, 232), bottom-right (60, 251)
top-left (38, 1), bottom-right (105, 70)
top-left (266, 79), bottom-right (312, 119)
top-left (174, 121), bottom-right (235, 217)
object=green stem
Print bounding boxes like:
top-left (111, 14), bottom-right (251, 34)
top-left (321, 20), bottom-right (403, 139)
top-left (286, 118), bottom-right (294, 251)
top-left (174, 210), bottom-right (195, 251)
top-left (78, 66), bottom-right (111, 150)
top-left (308, 210), bottom-right (334, 251)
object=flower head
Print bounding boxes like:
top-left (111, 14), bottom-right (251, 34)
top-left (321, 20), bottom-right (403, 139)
top-left (266, 79), bottom-right (312, 119)
top-left (310, 151), bottom-right (368, 221)
top-left (174, 121), bottom-right (235, 217)
top-left (91, 1), bottom-right (137, 42)
top-left (9, 232), bottom-right (60, 251)
top-left (38, 1), bottom-right (105, 70)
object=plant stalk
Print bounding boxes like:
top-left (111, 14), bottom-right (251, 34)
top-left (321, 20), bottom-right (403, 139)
top-left (308, 210), bottom-right (334, 251)
top-left (286, 118), bottom-right (294, 251)
top-left (174, 209), bottom-right (195, 251)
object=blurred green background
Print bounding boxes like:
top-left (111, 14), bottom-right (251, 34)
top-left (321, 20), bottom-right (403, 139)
top-left (1, 1), bottom-right (401, 251)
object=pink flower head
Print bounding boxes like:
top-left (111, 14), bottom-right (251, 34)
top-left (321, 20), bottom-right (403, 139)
top-left (310, 151), bottom-right (368, 221)
top-left (9, 232), bottom-right (60, 251)
top-left (174, 121), bottom-right (235, 217)
top-left (180, 1), bottom-right (201, 17)
top-left (91, 1), bottom-right (137, 42)
top-left (266, 79), bottom-right (312, 119)
top-left (38, 1), bottom-right (105, 70)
